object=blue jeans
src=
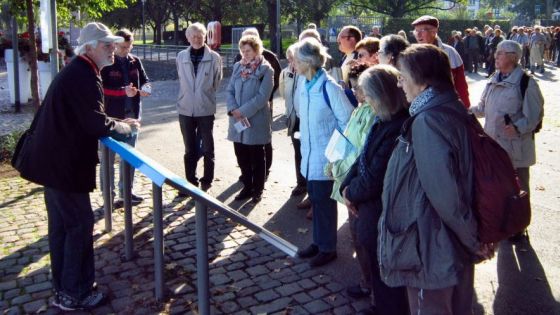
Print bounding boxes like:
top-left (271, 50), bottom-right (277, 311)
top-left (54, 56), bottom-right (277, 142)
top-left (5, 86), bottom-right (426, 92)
top-left (100, 133), bottom-right (138, 198)
top-left (44, 187), bottom-right (95, 300)
top-left (307, 180), bottom-right (337, 252)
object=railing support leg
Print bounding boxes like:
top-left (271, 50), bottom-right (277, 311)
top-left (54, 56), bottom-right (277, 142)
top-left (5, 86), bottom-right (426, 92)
top-left (101, 144), bottom-right (113, 232)
top-left (195, 200), bottom-right (210, 315)
top-left (123, 161), bottom-right (134, 260)
top-left (153, 183), bottom-right (164, 301)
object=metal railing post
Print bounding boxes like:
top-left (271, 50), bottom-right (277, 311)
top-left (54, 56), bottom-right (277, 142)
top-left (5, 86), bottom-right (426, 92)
top-left (153, 183), bottom-right (164, 301)
top-left (102, 145), bottom-right (113, 232)
top-left (143, 45), bottom-right (146, 59)
top-left (195, 200), bottom-right (210, 315)
top-left (123, 161), bottom-right (134, 260)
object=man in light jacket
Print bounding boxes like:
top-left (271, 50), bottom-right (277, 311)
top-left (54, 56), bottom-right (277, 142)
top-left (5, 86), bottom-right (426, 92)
top-left (176, 22), bottom-right (223, 192)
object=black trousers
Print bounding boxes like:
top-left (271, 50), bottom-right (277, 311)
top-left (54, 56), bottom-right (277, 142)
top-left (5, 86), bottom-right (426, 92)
top-left (179, 115), bottom-right (215, 186)
top-left (234, 142), bottom-right (266, 194)
top-left (358, 205), bottom-right (408, 314)
top-left (44, 187), bottom-right (95, 300)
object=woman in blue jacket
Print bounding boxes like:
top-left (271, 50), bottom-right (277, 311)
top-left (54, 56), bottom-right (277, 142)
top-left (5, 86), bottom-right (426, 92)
top-left (293, 38), bottom-right (354, 267)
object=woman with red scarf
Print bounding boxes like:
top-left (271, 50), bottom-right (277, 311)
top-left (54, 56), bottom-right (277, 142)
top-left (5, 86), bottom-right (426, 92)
top-left (226, 35), bottom-right (274, 203)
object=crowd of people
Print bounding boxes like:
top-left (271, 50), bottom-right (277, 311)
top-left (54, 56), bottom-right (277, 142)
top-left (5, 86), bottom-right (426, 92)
top-left (14, 13), bottom-right (546, 313)
top-left (449, 24), bottom-right (560, 76)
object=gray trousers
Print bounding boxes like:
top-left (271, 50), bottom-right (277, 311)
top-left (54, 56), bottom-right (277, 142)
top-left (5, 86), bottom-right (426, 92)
top-left (407, 264), bottom-right (474, 315)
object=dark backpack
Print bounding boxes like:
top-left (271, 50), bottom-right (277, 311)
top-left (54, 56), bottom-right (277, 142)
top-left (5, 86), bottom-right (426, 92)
top-left (520, 72), bottom-right (542, 133)
top-left (408, 107), bottom-right (531, 243)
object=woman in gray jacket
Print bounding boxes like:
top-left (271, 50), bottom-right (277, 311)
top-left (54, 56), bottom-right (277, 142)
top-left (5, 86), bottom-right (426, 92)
top-left (379, 44), bottom-right (492, 314)
top-left (226, 35), bottom-right (274, 203)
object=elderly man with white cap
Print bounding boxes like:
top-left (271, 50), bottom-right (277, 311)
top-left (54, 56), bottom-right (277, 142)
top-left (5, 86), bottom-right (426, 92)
top-left (13, 22), bottom-right (138, 311)
top-left (411, 15), bottom-right (471, 108)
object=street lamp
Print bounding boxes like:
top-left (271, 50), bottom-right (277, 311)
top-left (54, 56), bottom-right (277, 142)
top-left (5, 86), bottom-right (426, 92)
top-left (142, 0), bottom-right (146, 44)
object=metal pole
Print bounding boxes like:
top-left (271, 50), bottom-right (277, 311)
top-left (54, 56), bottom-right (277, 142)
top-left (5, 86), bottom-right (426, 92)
top-left (123, 161), bottom-right (134, 260)
top-left (142, 0), bottom-right (146, 45)
top-left (276, 0), bottom-right (282, 57)
top-left (102, 145), bottom-right (113, 232)
top-left (153, 183), bottom-right (164, 301)
top-left (11, 17), bottom-right (20, 113)
top-left (195, 200), bottom-right (210, 315)
top-left (49, 0), bottom-right (58, 77)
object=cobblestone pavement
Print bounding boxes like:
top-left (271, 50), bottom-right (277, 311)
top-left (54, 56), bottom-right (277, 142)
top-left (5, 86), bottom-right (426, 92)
top-left (0, 174), bottom-right (371, 315)
top-left (2, 62), bottom-right (560, 314)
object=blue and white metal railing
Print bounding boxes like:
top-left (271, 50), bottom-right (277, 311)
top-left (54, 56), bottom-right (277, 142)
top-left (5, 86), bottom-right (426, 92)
top-left (99, 137), bottom-right (298, 315)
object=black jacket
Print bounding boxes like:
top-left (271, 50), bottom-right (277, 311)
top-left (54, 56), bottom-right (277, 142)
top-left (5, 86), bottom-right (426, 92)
top-left (19, 56), bottom-right (128, 193)
top-left (101, 54), bottom-right (149, 119)
top-left (340, 109), bottom-right (409, 213)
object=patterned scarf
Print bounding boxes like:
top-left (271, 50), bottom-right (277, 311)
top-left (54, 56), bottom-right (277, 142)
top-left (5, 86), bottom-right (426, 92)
top-left (239, 55), bottom-right (264, 79)
top-left (409, 86), bottom-right (436, 116)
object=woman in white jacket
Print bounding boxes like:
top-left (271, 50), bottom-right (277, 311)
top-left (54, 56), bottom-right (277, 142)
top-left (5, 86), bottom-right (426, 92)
top-left (293, 38), bottom-right (354, 267)
top-left (279, 44), bottom-right (307, 197)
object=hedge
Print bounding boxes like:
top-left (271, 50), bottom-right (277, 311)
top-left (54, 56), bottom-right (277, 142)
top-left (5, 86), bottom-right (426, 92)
top-left (0, 129), bottom-right (24, 163)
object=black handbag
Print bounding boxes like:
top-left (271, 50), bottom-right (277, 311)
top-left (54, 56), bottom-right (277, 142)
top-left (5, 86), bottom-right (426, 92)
top-left (11, 129), bottom-right (32, 171)
top-left (11, 106), bottom-right (42, 172)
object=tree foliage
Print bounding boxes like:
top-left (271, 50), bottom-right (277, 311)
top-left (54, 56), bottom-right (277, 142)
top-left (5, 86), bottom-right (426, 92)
top-left (346, 0), bottom-right (466, 18)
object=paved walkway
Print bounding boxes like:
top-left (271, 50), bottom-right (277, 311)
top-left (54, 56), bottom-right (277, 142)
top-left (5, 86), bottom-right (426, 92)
top-left (0, 175), bottom-right (367, 315)
top-left (1, 62), bottom-right (560, 314)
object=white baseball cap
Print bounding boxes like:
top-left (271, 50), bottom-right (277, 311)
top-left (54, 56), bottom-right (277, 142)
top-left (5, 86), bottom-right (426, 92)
top-left (78, 22), bottom-right (124, 45)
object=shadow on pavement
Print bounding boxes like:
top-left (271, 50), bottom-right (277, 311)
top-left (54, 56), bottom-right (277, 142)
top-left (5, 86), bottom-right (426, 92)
top-left (0, 186), bottom-right (43, 209)
top-left (493, 239), bottom-right (560, 315)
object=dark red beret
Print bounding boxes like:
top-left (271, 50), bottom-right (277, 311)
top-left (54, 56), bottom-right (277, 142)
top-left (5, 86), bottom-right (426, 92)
top-left (411, 15), bottom-right (439, 28)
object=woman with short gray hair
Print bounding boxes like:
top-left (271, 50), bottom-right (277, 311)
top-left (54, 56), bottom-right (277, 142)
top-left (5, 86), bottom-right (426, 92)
top-left (293, 38), bottom-right (354, 267)
top-left (470, 39), bottom-right (544, 241)
top-left (339, 65), bottom-right (410, 314)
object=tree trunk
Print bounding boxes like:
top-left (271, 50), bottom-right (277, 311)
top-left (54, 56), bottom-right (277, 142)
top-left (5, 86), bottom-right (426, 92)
top-left (173, 12), bottom-right (179, 46)
top-left (267, 0), bottom-right (278, 53)
top-left (25, 0), bottom-right (40, 111)
top-left (211, 0), bottom-right (223, 21)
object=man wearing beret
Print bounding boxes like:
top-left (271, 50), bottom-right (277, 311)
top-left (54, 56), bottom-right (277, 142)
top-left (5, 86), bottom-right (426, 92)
top-left (14, 22), bottom-right (138, 311)
top-left (412, 15), bottom-right (471, 108)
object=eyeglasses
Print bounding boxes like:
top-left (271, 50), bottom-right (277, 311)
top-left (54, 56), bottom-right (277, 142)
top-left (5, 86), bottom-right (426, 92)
top-left (414, 27), bottom-right (436, 35)
top-left (358, 53), bottom-right (368, 58)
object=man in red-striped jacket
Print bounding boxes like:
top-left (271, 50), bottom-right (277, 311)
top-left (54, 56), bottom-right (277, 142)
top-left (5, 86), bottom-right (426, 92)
top-left (411, 15), bottom-right (471, 108)
top-left (100, 29), bottom-right (151, 207)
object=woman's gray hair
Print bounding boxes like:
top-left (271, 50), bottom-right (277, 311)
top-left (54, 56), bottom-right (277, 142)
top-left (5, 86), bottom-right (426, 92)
top-left (358, 64), bottom-right (407, 121)
top-left (186, 22), bottom-right (207, 37)
top-left (242, 28), bottom-right (260, 38)
top-left (74, 39), bottom-right (98, 56)
top-left (294, 38), bottom-right (331, 70)
top-left (497, 40), bottom-right (522, 61)
top-left (298, 29), bottom-right (321, 43)
top-left (286, 43), bottom-right (297, 58)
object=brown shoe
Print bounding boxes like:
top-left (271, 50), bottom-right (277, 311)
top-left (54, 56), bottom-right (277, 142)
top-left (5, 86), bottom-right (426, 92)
top-left (306, 207), bottom-right (313, 220)
top-left (297, 198), bottom-right (312, 209)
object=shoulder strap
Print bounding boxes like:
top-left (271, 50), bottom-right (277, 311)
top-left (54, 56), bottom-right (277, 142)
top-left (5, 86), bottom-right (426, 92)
top-left (322, 79), bottom-right (332, 111)
top-left (520, 72), bottom-right (530, 100)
